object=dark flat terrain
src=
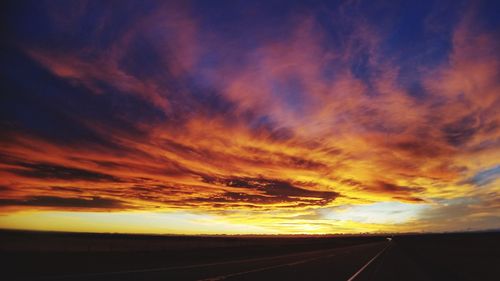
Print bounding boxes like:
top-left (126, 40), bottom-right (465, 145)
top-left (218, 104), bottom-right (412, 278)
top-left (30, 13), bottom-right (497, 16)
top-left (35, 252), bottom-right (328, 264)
top-left (1, 230), bottom-right (499, 281)
top-left (355, 234), bottom-right (500, 281)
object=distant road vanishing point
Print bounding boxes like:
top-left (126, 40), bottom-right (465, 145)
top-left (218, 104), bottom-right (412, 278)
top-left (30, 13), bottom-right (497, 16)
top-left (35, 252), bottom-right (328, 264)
top-left (3, 231), bottom-right (499, 281)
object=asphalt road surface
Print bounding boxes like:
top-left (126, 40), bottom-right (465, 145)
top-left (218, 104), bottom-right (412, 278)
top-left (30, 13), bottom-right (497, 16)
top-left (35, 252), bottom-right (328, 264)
top-left (42, 241), bottom-right (389, 281)
top-left (5, 233), bottom-right (499, 281)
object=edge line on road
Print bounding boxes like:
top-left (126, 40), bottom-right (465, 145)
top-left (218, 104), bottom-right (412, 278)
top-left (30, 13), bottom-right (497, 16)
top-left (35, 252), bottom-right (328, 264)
top-left (42, 242), bottom-right (383, 280)
top-left (346, 241), bottom-right (391, 281)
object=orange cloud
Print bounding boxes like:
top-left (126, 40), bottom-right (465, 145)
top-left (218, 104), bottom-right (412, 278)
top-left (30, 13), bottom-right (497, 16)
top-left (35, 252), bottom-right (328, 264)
top-left (0, 1), bottom-right (498, 234)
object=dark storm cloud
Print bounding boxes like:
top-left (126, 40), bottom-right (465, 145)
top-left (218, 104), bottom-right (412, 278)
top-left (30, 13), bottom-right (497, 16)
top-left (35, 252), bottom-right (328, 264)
top-left (199, 177), bottom-right (340, 207)
top-left (274, 153), bottom-right (327, 170)
top-left (0, 46), bottom-right (166, 149)
top-left (363, 181), bottom-right (427, 202)
top-left (161, 139), bottom-right (215, 159)
top-left (0, 196), bottom-right (125, 209)
top-left (340, 178), bottom-right (363, 187)
top-left (392, 139), bottom-right (449, 158)
top-left (442, 114), bottom-right (481, 146)
top-left (10, 162), bottom-right (119, 182)
top-left (49, 186), bottom-right (83, 193)
top-left (375, 181), bottom-right (426, 194)
top-left (392, 196), bottom-right (426, 203)
top-left (0, 0), bottom-right (498, 235)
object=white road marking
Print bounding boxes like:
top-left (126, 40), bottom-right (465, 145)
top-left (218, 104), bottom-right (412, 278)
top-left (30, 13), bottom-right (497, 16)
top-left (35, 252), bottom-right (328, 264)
top-left (198, 253), bottom-right (339, 281)
top-left (45, 243), bottom-right (378, 280)
top-left (43, 241), bottom-right (387, 281)
top-left (346, 242), bottom-right (391, 281)
top-left (198, 242), bottom-right (388, 281)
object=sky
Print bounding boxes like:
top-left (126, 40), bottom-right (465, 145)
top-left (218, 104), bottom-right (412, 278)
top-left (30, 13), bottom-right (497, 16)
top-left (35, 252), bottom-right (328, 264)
top-left (0, 0), bottom-right (499, 234)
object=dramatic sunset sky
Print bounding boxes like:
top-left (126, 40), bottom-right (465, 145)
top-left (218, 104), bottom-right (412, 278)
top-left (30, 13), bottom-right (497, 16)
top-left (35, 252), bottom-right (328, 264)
top-left (0, 0), bottom-right (499, 234)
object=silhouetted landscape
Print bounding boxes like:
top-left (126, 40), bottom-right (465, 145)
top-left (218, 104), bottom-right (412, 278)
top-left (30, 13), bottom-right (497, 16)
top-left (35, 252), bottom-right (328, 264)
top-left (2, 229), bottom-right (499, 280)
top-left (1, 0), bottom-right (499, 280)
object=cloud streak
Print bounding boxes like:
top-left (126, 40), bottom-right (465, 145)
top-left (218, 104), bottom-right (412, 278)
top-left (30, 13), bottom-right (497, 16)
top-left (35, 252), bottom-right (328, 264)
top-left (0, 0), bottom-right (498, 233)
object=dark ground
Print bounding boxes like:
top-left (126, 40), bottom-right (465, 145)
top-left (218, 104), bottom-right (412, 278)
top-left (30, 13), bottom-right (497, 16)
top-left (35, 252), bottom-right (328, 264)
top-left (1, 230), bottom-right (499, 281)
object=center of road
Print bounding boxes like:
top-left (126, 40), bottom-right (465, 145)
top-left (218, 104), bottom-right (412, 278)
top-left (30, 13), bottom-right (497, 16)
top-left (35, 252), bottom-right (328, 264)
top-left (44, 241), bottom-right (390, 281)
top-left (198, 241), bottom-right (391, 281)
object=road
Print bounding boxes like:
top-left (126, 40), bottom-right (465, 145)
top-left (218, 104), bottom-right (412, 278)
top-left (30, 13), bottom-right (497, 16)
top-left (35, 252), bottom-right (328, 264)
top-left (11, 233), bottom-right (498, 281)
top-left (43, 241), bottom-right (389, 281)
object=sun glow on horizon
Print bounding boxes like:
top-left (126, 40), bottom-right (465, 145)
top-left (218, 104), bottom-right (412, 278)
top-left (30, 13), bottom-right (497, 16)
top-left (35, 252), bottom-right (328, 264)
top-left (0, 0), bottom-right (499, 234)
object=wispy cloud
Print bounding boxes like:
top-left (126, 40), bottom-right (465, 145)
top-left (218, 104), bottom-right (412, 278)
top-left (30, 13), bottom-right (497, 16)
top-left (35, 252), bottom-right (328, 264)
top-left (0, 0), bottom-right (498, 233)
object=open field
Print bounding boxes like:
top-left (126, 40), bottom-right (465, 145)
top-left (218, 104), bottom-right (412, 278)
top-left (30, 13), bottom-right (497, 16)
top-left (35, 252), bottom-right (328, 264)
top-left (1, 230), bottom-right (499, 281)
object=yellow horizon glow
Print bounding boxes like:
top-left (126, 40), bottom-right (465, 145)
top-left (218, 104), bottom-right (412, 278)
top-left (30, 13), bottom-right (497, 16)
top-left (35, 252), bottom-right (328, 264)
top-left (1, 2), bottom-right (499, 235)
